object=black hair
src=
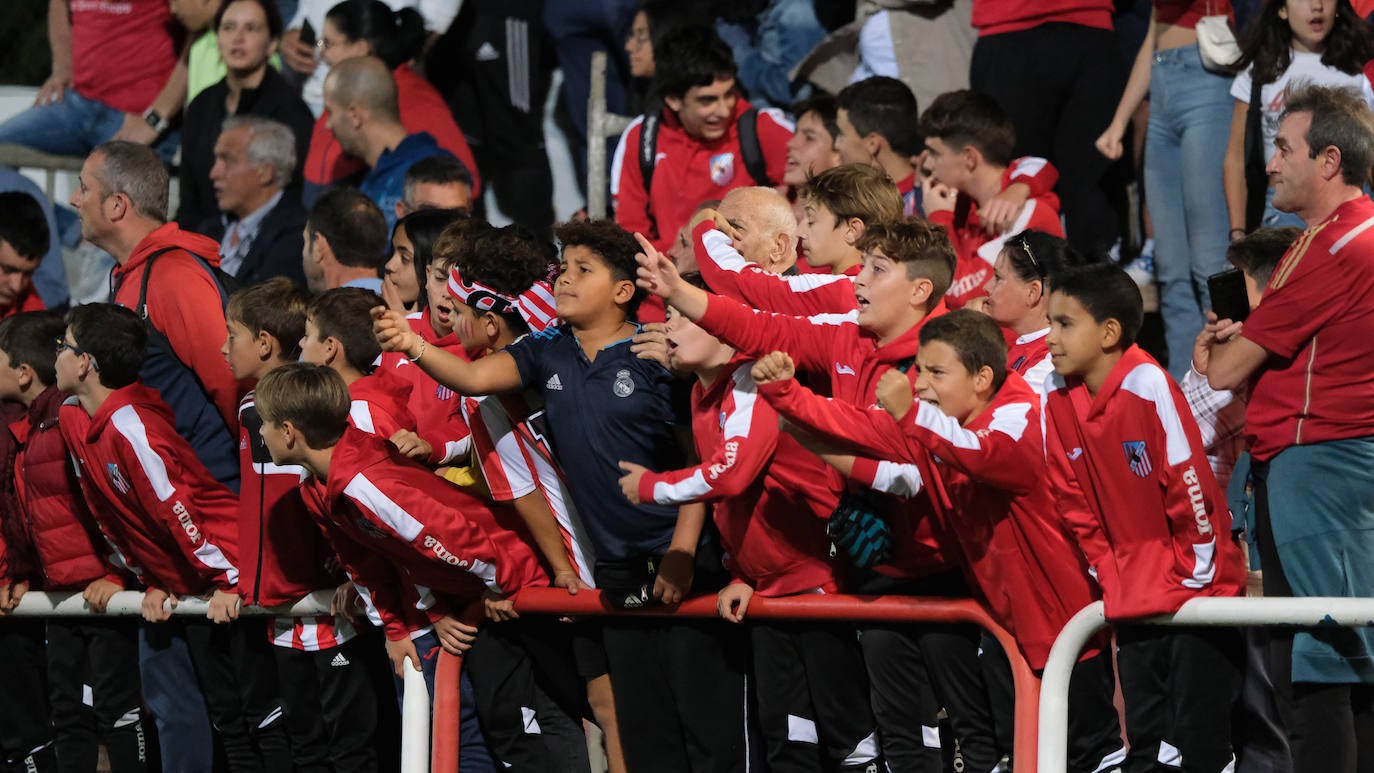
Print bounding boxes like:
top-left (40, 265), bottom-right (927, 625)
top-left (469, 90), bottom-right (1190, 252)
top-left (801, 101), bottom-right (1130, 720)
top-left (1233, 0), bottom-right (1371, 83)
top-left (0, 192), bottom-right (50, 262)
top-left (458, 225), bottom-right (551, 333)
top-left (1052, 264), bottom-right (1144, 347)
top-left (306, 287), bottom-right (384, 374)
top-left (0, 311), bottom-right (66, 387)
top-left (403, 154), bottom-right (474, 195)
top-left (394, 208), bottom-right (465, 311)
top-left (918, 89), bottom-right (1016, 168)
top-left (790, 93), bottom-right (841, 145)
top-left (1284, 84), bottom-right (1374, 187)
top-left (638, 0), bottom-right (703, 54)
top-left (324, 0), bottom-right (426, 70)
top-left (1000, 230), bottom-right (1094, 285)
top-left (918, 308), bottom-right (1009, 391)
top-left (836, 76), bottom-right (922, 157)
top-left (307, 187), bottom-right (388, 270)
top-left (653, 25), bottom-right (737, 100)
top-left (680, 271), bottom-right (711, 292)
top-left (215, 0), bottom-right (284, 41)
top-left (226, 276), bottom-right (308, 362)
top-left (1227, 226), bottom-right (1302, 286)
top-left (66, 304), bottom-right (148, 389)
top-left (553, 219), bottom-right (647, 317)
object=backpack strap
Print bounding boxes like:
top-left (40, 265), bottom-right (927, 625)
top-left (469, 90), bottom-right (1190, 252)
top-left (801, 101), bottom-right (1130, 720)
top-left (638, 113), bottom-right (661, 197)
top-left (737, 107), bottom-right (772, 187)
top-left (1243, 74), bottom-right (1267, 233)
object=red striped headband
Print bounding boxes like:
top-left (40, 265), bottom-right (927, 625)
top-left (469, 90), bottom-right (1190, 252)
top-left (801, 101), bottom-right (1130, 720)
top-left (448, 267), bottom-right (558, 332)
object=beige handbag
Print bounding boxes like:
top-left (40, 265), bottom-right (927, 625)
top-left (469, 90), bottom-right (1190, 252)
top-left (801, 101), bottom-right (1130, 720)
top-left (1197, 2), bottom-right (1241, 73)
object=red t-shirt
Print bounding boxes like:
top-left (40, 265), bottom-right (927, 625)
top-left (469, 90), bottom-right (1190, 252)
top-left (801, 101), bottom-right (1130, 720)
top-left (972, 0), bottom-right (1113, 36)
top-left (1243, 196), bottom-right (1374, 460)
top-left (70, 0), bottom-right (179, 114)
top-left (1154, 0), bottom-right (1233, 27)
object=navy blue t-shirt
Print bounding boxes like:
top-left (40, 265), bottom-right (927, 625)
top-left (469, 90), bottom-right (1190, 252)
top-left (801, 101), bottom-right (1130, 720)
top-left (504, 325), bottom-right (684, 563)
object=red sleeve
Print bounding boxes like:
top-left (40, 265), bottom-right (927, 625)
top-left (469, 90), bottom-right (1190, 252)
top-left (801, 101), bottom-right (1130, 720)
top-left (696, 292), bottom-right (844, 373)
top-left (422, 410), bottom-right (473, 467)
top-left (329, 530), bottom-right (434, 641)
top-left (640, 368), bottom-right (777, 504)
top-left (896, 399), bottom-right (1043, 494)
top-left (1243, 235), bottom-right (1360, 359)
top-left (755, 377), bottom-right (910, 462)
top-left (1042, 395), bottom-right (1111, 573)
top-left (145, 262), bottom-right (240, 433)
top-left (1006, 156), bottom-right (1058, 197)
top-left (113, 417), bottom-right (238, 592)
top-left (757, 109), bottom-right (794, 187)
top-left (612, 119), bottom-right (658, 246)
top-left (694, 222), bottom-right (857, 314)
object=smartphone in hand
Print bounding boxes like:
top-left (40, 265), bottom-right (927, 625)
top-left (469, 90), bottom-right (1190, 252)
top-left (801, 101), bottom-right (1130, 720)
top-left (1208, 268), bottom-right (1250, 323)
top-left (299, 19), bottom-right (316, 47)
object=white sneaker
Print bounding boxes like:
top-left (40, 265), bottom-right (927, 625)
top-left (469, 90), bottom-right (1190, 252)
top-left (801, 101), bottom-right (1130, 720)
top-left (1123, 239), bottom-right (1158, 312)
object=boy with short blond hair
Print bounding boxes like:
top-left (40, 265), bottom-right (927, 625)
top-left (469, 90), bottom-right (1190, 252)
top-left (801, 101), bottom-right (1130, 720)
top-left (1043, 263), bottom-right (1246, 771)
top-left (222, 278), bottom-right (378, 773)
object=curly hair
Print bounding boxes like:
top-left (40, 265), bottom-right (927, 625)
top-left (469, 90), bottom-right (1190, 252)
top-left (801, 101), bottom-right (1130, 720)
top-left (855, 218), bottom-right (957, 304)
top-left (431, 219), bottom-right (496, 273)
top-left (554, 219), bottom-right (647, 316)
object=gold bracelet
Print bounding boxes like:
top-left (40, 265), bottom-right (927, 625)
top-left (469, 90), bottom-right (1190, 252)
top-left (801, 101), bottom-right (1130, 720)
top-left (408, 339), bottom-right (426, 363)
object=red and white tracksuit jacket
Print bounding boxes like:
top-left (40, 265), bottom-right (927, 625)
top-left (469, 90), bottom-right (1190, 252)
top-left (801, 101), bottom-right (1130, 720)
top-left (304, 428), bottom-right (548, 642)
top-left (1042, 345), bottom-right (1245, 621)
top-left (59, 384), bottom-right (239, 596)
top-left (757, 371), bottom-right (1099, 668)
top-left (375, 308), bottom-right (473, 465)
top-left (639, 360), bottom-right (841, 597)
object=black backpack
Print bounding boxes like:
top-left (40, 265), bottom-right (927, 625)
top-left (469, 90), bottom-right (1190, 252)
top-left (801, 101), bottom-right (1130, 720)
top-left (637, 107), bottom-right (773, 195)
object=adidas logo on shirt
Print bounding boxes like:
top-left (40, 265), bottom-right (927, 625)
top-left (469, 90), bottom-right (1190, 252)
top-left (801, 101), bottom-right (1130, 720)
top-left (330, 652), bottom-right (350, 668)
top-left (546, 374), bottom-right (563, 391)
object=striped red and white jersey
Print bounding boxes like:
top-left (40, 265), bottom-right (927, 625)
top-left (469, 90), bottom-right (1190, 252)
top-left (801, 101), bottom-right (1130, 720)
top-left (270, 614), bottom-right (358, 651)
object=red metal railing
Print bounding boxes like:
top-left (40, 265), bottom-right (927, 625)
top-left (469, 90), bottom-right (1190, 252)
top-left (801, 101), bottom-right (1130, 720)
top-left (424, 589), bottom-right (1041, 772)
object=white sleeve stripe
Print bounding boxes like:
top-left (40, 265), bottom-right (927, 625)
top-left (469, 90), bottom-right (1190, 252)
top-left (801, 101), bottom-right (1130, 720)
top-left (1023, 355), bottom-right (1056, 398)
top-left (759, 107), bottom-right (795, 133)
top-left (349, 401), bottom-right (376, 434)
top-left (703, 229), bottom-right (749, 273)
top-left (975, 201), bottom-right (1038, 263)
top-left (1182, 538), bottom-right (1218, 589)
top-left (1121, 365), bottom-right (1194, 466)
top-left (610, 115), bottom-right (645, 198)
top-left (988, 402), bottom-right (1032, 441)
top-left (914, 401), bottom-right (983, 450)
top-left (1330, 214), bottom-right (1374, 254)
top-left (724, 369), bottom-right (760, 438)
top-left (193, 540), bottom-right (239, 585)
top-left (1008, 156), bottom-right (1048, 179)
top-left (805, 311), bottom-right (859, 326)
top-left (652, 470), bottom-right (713, 504)
top-left (870, 461), bottom-right (922, 497)
top-left (110, 406), bottom-right (176, 501)
top-left (783, 272), bottom-right (855, 292)
top-left (344, 474), bottom-right (425, 542)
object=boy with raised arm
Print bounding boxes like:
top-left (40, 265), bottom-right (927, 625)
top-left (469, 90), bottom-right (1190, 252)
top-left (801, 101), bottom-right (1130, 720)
top-left (375, 219), bottom-right (748, 772)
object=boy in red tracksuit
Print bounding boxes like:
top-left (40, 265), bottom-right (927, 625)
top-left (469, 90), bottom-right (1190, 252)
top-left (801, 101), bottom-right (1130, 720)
top-left (54, 303), bottom-right (292, 773)
top-left (750, 310), bottom-right (1129, 772)
top-left (1043, 264), bottom-right (1246, 772)
top-left (0, 312), bottom-right (146, 773)
top-left (612, 26), bottom-right (792, 252)
top-left (692, 164), bottom-right (902, 317)
top-left (638, 220), bottom-right (1005, 771)
top-left (254, 363), bottom-right (593, 772)
top-left (919, 90), bottom-right (1065, 309)
top-left (300, 288), bottom-right (418, 442)
top-left (220, 278), bottom-right (379, 772)
top-left (617, 275), bottom-right (881, 772)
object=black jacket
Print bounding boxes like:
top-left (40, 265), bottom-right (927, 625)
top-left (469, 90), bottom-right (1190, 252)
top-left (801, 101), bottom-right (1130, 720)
top-left (176, 67), bottom-right (315, 229)
top-left (195, 193), bottom-right (308, 288)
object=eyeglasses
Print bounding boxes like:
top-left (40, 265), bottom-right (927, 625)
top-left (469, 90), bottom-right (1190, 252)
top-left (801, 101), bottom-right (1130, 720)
top-left (628, 29), bottom-right (651, 45)
top-left (55, 337), bottom-right (99, 370)
top-left (314, 38), bottom-right (335, 58)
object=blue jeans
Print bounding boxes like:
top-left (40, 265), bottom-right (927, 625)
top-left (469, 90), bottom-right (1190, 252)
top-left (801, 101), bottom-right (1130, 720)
top-left (1144, 44), bottom-right (1233, 379)
top-left (1263, 185), bottom-right (1307, 230)
top-left (138, 622), bottom-right (214, 773)
top-left (0, 89), bottom-right (179, 163)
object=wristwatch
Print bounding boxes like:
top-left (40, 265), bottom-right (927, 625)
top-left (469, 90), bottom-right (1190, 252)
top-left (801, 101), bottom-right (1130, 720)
top-left (142, 108), bottom-right (165, 134)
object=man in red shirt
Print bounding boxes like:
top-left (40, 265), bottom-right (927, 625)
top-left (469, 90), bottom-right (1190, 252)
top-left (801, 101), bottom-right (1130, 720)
top-left (612, 25), bottom-right (792, 252)
top-left (1203, 85), bottom-right (1374, 772)
top-left (0, 193), bottom-right (51, 321)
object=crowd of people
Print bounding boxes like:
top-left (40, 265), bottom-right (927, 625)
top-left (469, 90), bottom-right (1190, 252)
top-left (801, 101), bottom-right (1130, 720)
top-left (0, 1), bottom-right (1372, 773)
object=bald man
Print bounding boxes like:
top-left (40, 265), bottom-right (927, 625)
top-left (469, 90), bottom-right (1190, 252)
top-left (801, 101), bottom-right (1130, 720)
top-left (323, 56), bottom-right (456, 230)
top-left (716, 187), bottom-right (798, 274)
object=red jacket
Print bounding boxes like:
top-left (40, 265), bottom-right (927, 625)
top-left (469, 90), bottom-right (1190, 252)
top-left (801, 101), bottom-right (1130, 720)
top-left (236, 391), bottom-right (340, 607)
top-left (0, 285), bottom-right (45, 321)
top-left (1043, 345), bottom-right (1245, 620)
top-left (60, 384), bottom-right (240, 596)
top-left (305, 64), bottom-right (481, 194)
top-left (694, 221), bottom-right (859, 316)
top-left (694, 292), bottom-right (953, 578)
top-left (640, 360), bottom-right (840, 597)
top-left (1007, 327), bottom-right (1053, 397)
top-left (307, 428), bottom-right (548, 640)
top-left (375, 308), bottom-right (472, 464)
top-left (758, 371), bottom-right (1098, 668)
top-left (110, 223), bottom-right (240, 434)
top-left (928, 163), bottom-right (1064, 309)
top-left (3, 387), bottom-right (119, 591)
top-left (347, 369), bottom-right (417, 440)
top-left (613, 98), bottom-right (793, 251)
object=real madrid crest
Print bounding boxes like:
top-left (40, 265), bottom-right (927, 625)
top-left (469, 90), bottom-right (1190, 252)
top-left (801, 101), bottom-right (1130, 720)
top-left (613, 369), bottom-right (635, 398)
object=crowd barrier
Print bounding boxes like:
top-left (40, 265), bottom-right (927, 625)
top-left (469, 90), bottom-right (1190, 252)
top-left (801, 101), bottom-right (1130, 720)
top-left (1037, 596), bottom-right (1374, 773)
top-left (586, 51), bottom-right (633, 220)
top-left (0, 143), bottom-right (85, 204)
top-left (416, 588), bottom-right (1039, 773)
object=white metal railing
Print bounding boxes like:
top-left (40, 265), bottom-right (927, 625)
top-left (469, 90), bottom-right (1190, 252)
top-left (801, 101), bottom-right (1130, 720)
top-left (400, 657), bottom-right (430, 772)
top-left (1037, 596), bottom-right (1374, 772)
top-left (4, 589), bottom-right (333, 617)
top-left (586, 50), bottom-right (633, 220)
